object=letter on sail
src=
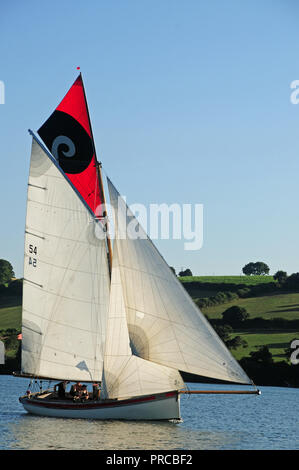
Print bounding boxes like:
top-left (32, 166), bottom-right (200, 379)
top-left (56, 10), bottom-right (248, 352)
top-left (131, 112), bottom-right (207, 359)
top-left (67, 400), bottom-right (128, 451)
top-left (21, 136), bottom-right (110, 381)
top-left (107, 178), bottom-right (251, 385)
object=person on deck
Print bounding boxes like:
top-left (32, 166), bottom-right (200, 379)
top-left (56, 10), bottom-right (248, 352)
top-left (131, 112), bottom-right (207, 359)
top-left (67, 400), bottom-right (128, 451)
top-left (92, 382), bottom-right (101, 400)
top-left (54, 381), bottom-right (68, 399)
top-left (80, 385), bottom-right (89, 402)
top-left (70, 382), bottom-right (82, 401)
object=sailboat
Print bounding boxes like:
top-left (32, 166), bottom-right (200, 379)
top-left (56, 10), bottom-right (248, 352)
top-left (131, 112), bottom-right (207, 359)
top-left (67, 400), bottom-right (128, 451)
top-left (17, 74), bottom-right (259, 420)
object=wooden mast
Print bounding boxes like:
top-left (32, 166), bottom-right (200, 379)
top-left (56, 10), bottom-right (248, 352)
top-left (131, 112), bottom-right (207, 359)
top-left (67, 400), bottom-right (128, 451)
top-left (80, 72), bottom-right (113, 274)
top-left (97, 160), bottom-right (113, 274)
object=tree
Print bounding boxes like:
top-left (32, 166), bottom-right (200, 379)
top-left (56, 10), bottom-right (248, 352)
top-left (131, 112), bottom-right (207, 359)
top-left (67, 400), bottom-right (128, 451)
top-left (179, 268), bottom-right (193, 277)
top-left (249, 346), bottom-right (273, 364)
top-left (242, 262), bottom-right (255, 276)
top-left (242, 261), bottom-right (270, 276)
top-left (214, 324), bottom-right (233, 343)
top-left (273, 270), bottom-right (287, 284)
top-left (254, 261), bottom-right (270, 275)
top-left (214, 324), bottom-right (248, 350)
top-left (0, 259), bottom-right (14, 285)
top-left (222, 305), bottom-right (249, 326)
top-left (285, 273), bottom-right (299, 290)
top-left (226, 335), bottom-right (248, 350)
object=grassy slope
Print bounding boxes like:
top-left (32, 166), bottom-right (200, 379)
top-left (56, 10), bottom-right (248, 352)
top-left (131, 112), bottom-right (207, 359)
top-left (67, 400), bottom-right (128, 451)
top-left (203, 292), bottom-right (299, 363)
top-left (0, 296), bottom-right (22, 363)
top-left (232, 331), bottom-right (299, 362)
top-left (179, 275), bottom-right (276, 285)
top-left (1, 276), bottom-right (299, 365)
top-left (0, 305), bottom-right (21, 330)
top-left (179, 276), bottom-right (299, 363)
top-left (0, 296), bottom-right (22, 330)
top-left (201, 291), bottom-right (299, 320)
top-left (179, 275), bottom-right (278, 302)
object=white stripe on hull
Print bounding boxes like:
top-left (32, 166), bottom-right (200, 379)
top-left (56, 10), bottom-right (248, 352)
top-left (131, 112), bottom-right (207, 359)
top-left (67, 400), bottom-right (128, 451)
top-left (19, 392), bottom-right (181, 421)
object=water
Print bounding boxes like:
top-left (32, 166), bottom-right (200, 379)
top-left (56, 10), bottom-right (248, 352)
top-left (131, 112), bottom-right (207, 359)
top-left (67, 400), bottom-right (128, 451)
top-left (0, 375), bottom-right (298, 450)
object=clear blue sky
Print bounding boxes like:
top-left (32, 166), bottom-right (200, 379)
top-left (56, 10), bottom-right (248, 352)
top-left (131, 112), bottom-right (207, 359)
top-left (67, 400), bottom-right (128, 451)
top-left (1, 0), bottom-right (299, 277)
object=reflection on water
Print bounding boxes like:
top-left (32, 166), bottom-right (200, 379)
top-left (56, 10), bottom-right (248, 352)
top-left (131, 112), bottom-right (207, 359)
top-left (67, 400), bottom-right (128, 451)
top-left (8, 415), bottom-right (233, 450)
top-left (1, 375), bottom-right (299, 450)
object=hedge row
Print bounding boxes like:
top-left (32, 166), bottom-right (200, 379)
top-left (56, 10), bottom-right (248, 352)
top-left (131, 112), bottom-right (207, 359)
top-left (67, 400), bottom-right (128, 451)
top-left (190, 282), bottom-right (281, 309)
top-left (207, 316), bottom-right (299, 330)
top-left (182, 280), bottom-right (277, 293)
top-left (194, 291), bottom-right (239, 308)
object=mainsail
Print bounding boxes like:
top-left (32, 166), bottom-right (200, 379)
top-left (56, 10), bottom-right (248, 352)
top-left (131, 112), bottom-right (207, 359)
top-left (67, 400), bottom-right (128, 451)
top-left (21, 135), bottom-right (110, 382)
top-left (107, 178), bottom-right (251, 385)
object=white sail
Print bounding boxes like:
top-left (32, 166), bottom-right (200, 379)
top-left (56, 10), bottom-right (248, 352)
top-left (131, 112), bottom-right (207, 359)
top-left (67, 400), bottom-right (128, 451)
top-left (21, 137), bottom-right (110, 382)
top-left (107, 178), bottom-right (251, 385)
top-left (101, 242), bottom-right (184, 400)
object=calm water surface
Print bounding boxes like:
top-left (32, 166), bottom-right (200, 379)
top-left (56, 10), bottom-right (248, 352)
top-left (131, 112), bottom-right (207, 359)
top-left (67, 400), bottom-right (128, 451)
top-left (0, 375), bottom-right (298, 450)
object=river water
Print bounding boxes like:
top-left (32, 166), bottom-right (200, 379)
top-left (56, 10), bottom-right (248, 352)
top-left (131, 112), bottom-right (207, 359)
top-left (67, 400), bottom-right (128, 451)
top-left (0, 375), bottom-right (298, 450)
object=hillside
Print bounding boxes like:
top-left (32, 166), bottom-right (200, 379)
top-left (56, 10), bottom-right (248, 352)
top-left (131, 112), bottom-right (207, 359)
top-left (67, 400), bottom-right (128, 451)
top-left (0, 295), bottom-right (22, 330)
top-left (201, 291), bottom-right (299, 321)
top-left (180, 275), bottom-right (276, 286)
top-left (179, 275), bottom-right (299, 366)
top-left (1, 275), bottom-right (299, 385)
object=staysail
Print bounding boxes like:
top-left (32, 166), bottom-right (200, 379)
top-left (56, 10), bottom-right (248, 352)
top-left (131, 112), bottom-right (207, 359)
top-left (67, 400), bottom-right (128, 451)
top-left (107, 178), bottom-right (251, 385)
top-left (101, 242), bottom-right (184, 400)
top-left (37, 74), bottom-right (103, 217)
top-left (21, 135), bottom-right (110, 382)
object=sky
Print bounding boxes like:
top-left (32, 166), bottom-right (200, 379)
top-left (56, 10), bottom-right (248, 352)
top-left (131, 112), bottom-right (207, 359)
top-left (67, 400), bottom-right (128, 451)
top-left (1, 0), bottom-right (299, 278)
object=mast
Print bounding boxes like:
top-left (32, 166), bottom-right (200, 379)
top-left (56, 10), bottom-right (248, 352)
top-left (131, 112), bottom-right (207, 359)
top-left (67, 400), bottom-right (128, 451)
top-left (80, 72), bottom-right (113, 274)
top-left (97, 161), bottom-right (113, 275)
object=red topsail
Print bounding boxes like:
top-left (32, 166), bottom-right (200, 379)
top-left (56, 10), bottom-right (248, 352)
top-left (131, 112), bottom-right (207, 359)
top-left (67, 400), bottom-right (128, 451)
top-left (38, 74), bottom-right (103, 216)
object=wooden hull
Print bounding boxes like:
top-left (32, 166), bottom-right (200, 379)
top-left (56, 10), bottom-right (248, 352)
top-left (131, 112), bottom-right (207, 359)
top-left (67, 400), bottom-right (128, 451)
top-left (19, 391), bottom-right (181, 421)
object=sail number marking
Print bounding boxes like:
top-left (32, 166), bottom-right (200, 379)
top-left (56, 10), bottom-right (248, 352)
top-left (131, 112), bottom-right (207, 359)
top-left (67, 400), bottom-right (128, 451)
top-left (28, 244), bottom-right (38, 268)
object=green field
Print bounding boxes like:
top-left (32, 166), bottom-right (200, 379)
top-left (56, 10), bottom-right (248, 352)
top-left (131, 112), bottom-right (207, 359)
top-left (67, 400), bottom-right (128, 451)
top-left (0, 296), bottom-right (22, 330)
top-left (230, 331), bottom-right (299, 363)
top-left (179, 275), bottom-right (276, 286)
top-left (201, 291), bottom-right (299, 320)
top-left (178, 276), bottom-right (299, 365)
top-left (0, 305), bottom-right (21, 331)
top-left (179, 275), bottom-right (278, 299)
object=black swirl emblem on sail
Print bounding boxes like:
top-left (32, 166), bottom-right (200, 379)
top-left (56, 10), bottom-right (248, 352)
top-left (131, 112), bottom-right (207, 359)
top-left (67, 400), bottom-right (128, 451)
top-left (38, 110), bottom-right (93, 174)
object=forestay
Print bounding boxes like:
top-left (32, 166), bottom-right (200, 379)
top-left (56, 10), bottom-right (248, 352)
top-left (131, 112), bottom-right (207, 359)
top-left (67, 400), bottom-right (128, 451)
top-left (21, 137), bottom-right (110, 382)
top-left (107, 178), bottom-right (251, 385)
